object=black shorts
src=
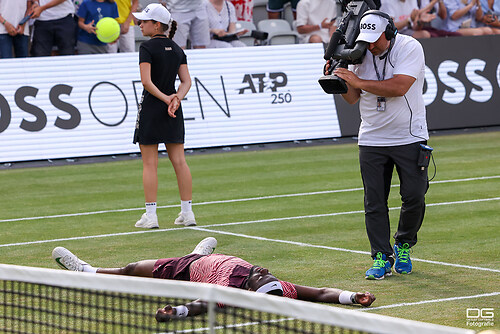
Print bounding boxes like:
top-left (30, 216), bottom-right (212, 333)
top-left (267, 0), bottom-right (299, 12)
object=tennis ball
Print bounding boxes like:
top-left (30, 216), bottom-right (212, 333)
top-left (96, 17), bottom-right (120, 43)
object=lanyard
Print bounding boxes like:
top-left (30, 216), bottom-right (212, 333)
top-left (372, 53), bottom-right (388, 81)
top-left (372, 39), bottom-right (394, 81)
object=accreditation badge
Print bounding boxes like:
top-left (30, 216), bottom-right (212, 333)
top-left (376, 97), bottom-right (386, 112)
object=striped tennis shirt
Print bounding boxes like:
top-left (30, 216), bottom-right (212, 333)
top-left (189, 254), bottom-right (297, 299)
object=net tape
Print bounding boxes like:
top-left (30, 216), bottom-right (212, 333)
top-left (0, 264), bottom-right (474, 334)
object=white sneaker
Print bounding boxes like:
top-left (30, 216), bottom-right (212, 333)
top-left (174, 211), bottom-right (196, 226)
top-left (135, 213), bottom-right (159, 229)
top-left (52, 247), bottom-right (88, 272)
top-left (191, 237), bottom-right (217, 255)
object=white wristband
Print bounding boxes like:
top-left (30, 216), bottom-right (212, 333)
top-left (339, 291), bottom-right (356, 305)
top-left (174, 305), bottom-right (189, 318)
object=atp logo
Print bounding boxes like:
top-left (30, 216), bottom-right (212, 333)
top-left (238, 72), bottom-right (288, 94)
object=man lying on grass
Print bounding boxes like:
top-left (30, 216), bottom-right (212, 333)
top-left (52, 237), bottom-right (376, 321)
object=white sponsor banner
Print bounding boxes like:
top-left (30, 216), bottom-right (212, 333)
top-left (0, 44), bottom-right (339, 163)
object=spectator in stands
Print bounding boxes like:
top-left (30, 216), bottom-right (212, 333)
top-left (0, 0), bottom-right (32, 58)
top-left (412, 0), bottom-right (462, 37)
top-left (76, 0), bottom-right (119, 54)
top-left (295, 0), bottom-right (336, 44)
top-left (267, 0), bottom-right (298, 20)
top-left (380, 0), bottom-right (433, 38)
top-left (30, 0), bottom-right (77, 56)
top-left (206, 0), bottom-right (248, 48)
top-left (479, 0), bottom-right (500, 32)
top-left (107, 0), bottom-right (138, 53)
top-left (229, 0), bottom-right (254, 22)
top-left (441, 0), bottom-right (494, 35)
top-left (162, 0), bottom-right (210, 49)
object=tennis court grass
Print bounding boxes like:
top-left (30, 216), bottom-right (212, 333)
top-left (0, 130), bottom-right (499, 330)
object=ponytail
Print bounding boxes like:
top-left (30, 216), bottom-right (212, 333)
top-left (167, 20), bottom-right (177, 39)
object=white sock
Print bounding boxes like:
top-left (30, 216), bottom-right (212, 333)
top-left (82, 264), bottom-right (97, 273)
top-left (181, 200), bottom-right (192, 213)
top-left (145, 202), bottom-right (157, 217)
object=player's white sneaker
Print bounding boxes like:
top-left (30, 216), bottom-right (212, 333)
top-left (135, 213), bottom-right (159, 229)
top-left (191, 237), bottom-right (217, 255)
top-left (52, 247), bottom-right (88, 272)
top-left (174, 211), bottom-right (196, 226)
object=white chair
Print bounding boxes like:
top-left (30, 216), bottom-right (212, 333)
top-left (257, 19), bottom-right (299, 45)
top-left (283, 2), bottom-right (295, 29)
top-left (252, 0), bottom-right (268, 27)
top-left (235, 21), bottom-right (258, 46)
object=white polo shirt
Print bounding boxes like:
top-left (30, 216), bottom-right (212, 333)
top-left (0, 1), bottom-right (29, 36)
top-left (37, 0), bottom-right (74, 21)
top-left (296, 0), bottom-right (337, 43)
top-left (350, 33), bottom-right (429, 146)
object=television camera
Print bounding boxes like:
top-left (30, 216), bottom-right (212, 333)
top-left (318, 0), bottom-right (377, 94)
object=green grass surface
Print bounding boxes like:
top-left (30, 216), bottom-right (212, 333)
top-left (1, 131), bottom-right (499, 331)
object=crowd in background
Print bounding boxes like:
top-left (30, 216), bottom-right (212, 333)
top-left (0, 0), bottom-right (499, 58)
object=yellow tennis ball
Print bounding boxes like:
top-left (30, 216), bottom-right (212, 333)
top-left (96, 17), bottom-right (120, 43)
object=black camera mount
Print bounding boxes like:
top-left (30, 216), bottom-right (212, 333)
top-left (318, 0), bottom-right (376, 94)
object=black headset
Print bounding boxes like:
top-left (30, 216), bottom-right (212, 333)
top-left (360, 10), bottom-right (398, 40)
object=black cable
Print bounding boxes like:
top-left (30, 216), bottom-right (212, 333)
top-left (428, 152), bottom-right (436, 181)
top-left (403, 95), bottom-right (436, 181)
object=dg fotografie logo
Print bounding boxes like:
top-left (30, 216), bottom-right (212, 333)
top-left (466, 308), bottom-right (495, 328)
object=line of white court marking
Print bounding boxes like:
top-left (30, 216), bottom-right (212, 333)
top-left (2, 197), bottom-right (499, 274)
top-left (362, 292), bottom-right (500, 311)
top-left (188, 225), bottom-right (500, 274)
top-left (1, 175), bottom-right (499, 223)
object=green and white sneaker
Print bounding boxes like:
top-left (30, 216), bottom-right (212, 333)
top-left (394, 243), bottom-right (412, 274)
top-left (365, 252), bottom-right (393, 280)
top-left (52, 247), bottom-right (88, 272)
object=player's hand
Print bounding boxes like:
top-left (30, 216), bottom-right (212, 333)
top-left (324, 60), bottom-right (332, 75)
top-left (236, 29), bottom-right (249, 36)
top-left (31, 6), bottom-right (43, 19)
top-left (5, 21), bottom-right (18, 36)
top-left (321, 18), bottom-right (334, 30)
top-left (167, 95), bottom-right (180, 118)
top-left (155, 305), bottom-right (175, 322)
top-left (86, 20), bottom-right (97, 34)
top-left (355, 292), bottom-right (376, 307)
top-left (121, 23), bottom-right (130, 34)
top-left (213, 29), bottom-right (226, 37)
top-left (16, 24), bottom-right (26, 35)
top-left (333, 67), bottom-right (361, 88)
top-left (419, 12), bottom-right (436, 23)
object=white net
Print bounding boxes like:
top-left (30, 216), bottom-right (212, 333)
top-left (0, 264), bottom-right (475, 334)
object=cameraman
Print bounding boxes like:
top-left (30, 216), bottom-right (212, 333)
top-left (329, 11), bottom-right (429, 280)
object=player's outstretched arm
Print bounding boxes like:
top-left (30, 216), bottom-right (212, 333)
top-left (294, 285), bottom-right (375, 307)
top-left (155, 299), bottom-right (208, 322)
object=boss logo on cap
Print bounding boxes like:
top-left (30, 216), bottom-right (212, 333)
top-left (360, 23), bottom-right (377, 30)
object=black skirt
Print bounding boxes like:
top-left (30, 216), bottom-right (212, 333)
top-left (133, 92), bottom-right (185, 145)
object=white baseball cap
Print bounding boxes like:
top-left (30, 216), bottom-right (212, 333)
top-left (356, 13), bottom-right (390, 43)
top-left (133, 4), bottom-right (171, 25)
